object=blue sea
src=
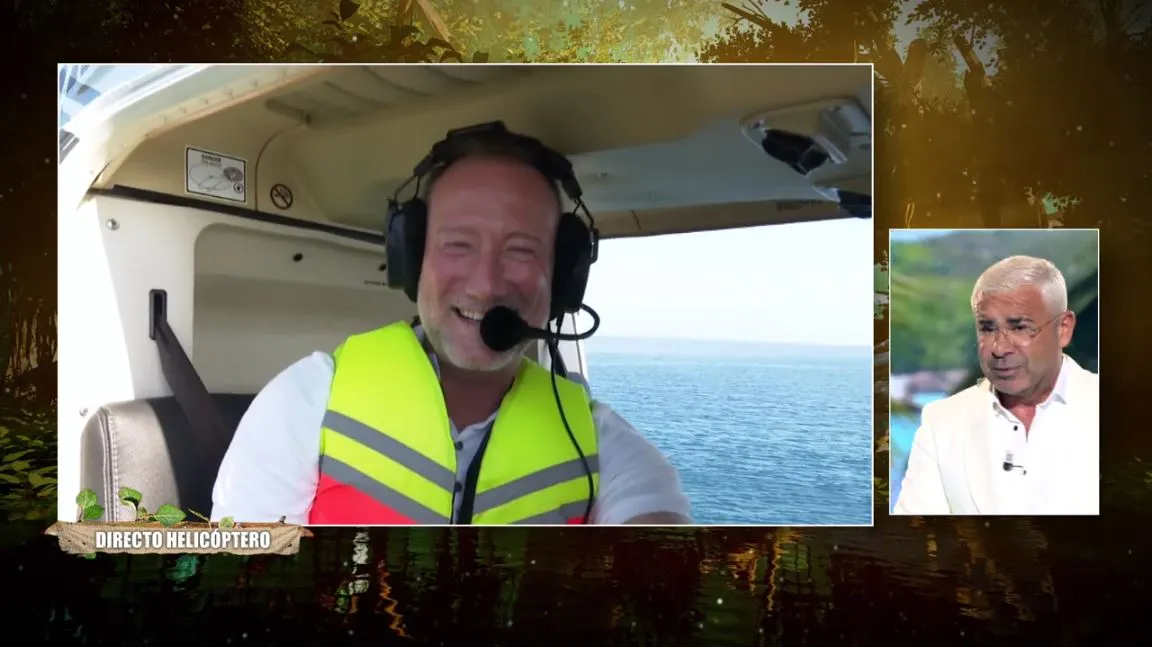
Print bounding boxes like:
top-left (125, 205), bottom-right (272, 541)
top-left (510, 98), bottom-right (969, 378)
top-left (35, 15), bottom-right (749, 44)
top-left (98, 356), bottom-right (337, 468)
top-left (583, 337), bottom-right (874, 525)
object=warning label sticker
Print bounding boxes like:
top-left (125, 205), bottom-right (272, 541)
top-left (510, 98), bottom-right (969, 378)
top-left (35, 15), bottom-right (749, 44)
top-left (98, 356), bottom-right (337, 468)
top-left (185, 147), bottom-right (247, 203)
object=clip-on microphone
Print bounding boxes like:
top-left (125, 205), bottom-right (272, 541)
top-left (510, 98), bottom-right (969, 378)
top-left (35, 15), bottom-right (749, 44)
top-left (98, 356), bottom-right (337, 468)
top-left (1002, 451), bottom-right (1026, 475)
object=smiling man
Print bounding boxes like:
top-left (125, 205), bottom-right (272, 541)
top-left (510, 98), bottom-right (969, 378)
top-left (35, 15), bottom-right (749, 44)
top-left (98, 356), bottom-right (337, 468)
top-left (893, 255), bottom-right (1099, 516)
top-left (210, 124), bottom-right (691, 526)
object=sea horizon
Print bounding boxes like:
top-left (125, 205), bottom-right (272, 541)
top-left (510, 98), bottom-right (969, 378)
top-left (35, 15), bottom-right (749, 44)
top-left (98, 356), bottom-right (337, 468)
top-left (584, 334), bottom-right (872, 360)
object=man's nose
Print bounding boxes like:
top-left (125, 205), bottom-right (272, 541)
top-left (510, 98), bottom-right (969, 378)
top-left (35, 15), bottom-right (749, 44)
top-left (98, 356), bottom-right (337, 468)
top-left (989, 333), bottom-right (1015, 357)
top-left (465, 250), bottom-right (504, 300)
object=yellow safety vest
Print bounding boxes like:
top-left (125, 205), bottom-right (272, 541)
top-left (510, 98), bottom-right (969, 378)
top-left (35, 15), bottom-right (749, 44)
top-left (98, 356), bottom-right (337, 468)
top-left (309, 321), bottom-right (599, 525)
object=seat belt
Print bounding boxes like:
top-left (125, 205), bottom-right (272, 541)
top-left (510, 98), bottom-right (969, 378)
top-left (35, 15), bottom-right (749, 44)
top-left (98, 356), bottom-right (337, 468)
top-left (149, 289), bottom-right (233, 470)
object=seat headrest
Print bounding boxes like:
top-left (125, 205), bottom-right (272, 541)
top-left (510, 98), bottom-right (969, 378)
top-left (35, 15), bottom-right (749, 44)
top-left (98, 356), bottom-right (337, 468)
top-left (79, 394), bottom-right (255, 521)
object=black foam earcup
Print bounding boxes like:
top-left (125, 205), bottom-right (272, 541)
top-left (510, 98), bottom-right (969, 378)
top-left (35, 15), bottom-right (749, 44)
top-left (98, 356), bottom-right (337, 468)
top-left (384, 199), bottom-right (408, 292)
top-left (551, 212), bottom-right (594, 318)
top-left (399, 199), bottom-right (428, 303)
top-left (384, 196), bottom-right (430, 304)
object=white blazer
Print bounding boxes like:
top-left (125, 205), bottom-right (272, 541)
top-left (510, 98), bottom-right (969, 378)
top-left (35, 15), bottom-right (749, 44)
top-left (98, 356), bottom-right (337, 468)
top-left (893, 355), bottom-right (1099, 516)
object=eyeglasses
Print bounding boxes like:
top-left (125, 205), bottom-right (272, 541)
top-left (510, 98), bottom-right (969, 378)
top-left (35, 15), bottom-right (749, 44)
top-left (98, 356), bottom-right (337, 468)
top-left (975, 312), bottom-right (1064, 347)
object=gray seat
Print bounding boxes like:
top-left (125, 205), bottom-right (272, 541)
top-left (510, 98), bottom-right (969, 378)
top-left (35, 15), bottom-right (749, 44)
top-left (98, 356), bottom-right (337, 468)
top-left (79, 394), bottom-right (254, 521)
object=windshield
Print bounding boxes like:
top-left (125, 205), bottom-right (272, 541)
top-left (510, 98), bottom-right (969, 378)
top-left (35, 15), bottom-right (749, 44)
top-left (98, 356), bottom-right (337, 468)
top-left (58, 64), bottom-right (167, 162)
top-left (58, 64), bottom-right (166, 129)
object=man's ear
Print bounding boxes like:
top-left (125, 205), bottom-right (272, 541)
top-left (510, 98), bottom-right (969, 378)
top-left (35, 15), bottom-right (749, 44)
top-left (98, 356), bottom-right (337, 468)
top-left (1058, 309), bottom-right (1076, 347)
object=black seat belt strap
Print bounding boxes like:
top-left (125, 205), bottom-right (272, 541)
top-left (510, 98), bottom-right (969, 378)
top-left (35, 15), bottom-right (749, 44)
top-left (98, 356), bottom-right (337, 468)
top-left (149, 289), bottom-right (232, 470)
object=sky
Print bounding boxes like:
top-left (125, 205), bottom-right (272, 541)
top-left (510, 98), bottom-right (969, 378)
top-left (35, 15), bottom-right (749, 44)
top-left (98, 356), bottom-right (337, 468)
top-left (581, 217), bottom-right (874, 346)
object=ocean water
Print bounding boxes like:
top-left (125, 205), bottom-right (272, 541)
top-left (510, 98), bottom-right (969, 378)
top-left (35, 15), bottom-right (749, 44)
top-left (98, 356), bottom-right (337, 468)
top-left (583, 337), bottom-right (874, 525)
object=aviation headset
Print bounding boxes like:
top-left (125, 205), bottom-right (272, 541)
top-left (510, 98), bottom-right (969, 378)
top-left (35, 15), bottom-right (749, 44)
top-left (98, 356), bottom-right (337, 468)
top-left (384, 121), bottom-right (599, 322)
top-left (384, 121), bottom-right (600, 524)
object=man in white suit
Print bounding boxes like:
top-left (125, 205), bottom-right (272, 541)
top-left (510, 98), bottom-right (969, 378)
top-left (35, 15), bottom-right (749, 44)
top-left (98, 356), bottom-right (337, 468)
top-left (893, 255), bottom-right (1099, 516)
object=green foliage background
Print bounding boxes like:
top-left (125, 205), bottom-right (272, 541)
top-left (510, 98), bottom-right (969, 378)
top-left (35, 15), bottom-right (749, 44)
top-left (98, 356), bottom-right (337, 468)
top-left (0, 405), bottom-right (56, 521)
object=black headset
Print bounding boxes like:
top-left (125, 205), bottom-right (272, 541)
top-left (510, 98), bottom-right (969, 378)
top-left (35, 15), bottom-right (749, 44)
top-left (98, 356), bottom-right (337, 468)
top-left (384, 121), bottom-right (599, 322)
top-left (384, 121), bottom-right (599, 524)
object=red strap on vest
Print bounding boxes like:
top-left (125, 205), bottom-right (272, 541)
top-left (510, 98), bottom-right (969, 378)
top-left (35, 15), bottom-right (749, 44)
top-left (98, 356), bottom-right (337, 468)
top-left (309, 473), bottom-right (414, 525)
top-left (311, 473), bottom-right (591, 525)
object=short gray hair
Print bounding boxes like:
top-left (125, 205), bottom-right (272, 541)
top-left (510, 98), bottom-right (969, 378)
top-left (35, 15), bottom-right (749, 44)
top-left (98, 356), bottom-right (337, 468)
top-left (423, 135), bottom-right (563, 212)
top-left (971, 255), bottom-right (1068, 315)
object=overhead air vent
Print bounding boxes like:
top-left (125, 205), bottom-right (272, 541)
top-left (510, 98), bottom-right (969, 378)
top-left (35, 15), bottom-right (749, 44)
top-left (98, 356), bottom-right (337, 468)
top-left (741, 98), bottom-right (871, 177)
top-left (758, 130), bottom-right (830, 176)
top-left (837, 189), bottom-right (872, 219)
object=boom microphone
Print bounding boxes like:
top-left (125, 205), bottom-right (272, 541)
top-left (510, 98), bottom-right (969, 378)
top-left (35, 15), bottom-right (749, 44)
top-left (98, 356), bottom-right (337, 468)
top-left (479, 305), bottom-right (601, 352)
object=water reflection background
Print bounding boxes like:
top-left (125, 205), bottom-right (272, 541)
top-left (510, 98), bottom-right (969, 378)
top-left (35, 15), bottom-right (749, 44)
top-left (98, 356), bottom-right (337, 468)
top-left (4, 517), bottom-right (1149, 644)
top-left (889, 391), bottom-right (946, 511)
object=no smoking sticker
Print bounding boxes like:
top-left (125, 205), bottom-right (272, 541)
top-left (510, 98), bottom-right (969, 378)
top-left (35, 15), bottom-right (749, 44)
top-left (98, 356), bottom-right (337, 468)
top-left (270, 184), bottom-right (294, 210)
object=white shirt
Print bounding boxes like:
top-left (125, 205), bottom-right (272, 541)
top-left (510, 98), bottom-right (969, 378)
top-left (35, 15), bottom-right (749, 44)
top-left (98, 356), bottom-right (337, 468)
top-left (986, 356), bottom-right (1070, 515)
top-left (211, 330), bottom-right (692, 525)
top-left (893, 354), bottom-right (1098, 516)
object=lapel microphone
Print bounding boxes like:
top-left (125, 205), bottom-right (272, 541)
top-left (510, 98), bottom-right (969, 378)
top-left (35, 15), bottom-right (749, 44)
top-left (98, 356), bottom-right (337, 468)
top-left (1002, 451), bottom-right (1026, 475)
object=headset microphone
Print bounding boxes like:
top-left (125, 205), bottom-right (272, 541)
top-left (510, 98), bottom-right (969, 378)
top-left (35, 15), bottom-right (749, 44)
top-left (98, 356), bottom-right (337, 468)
top-left (479, 303), bottom-right (601, 524)
top-left (480, 305), bottom-right (601, 353)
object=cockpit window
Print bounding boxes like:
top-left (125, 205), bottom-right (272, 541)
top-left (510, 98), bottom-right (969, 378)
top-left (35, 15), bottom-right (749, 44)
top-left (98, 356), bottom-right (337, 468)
top-left (57, 64), bottom-right (166, 163)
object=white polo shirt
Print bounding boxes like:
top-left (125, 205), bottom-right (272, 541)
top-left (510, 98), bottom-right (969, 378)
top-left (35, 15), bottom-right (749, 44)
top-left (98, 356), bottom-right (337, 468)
top-left (211, 328), bottom-right (692, 525)
top-left (986, 356), bottom-right (1072, 515)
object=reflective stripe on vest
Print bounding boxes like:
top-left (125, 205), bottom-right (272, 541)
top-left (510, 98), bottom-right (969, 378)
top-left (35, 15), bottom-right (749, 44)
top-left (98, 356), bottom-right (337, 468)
top-left (309, 321), bottom-right (599, 525)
